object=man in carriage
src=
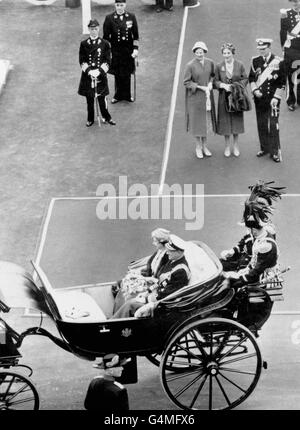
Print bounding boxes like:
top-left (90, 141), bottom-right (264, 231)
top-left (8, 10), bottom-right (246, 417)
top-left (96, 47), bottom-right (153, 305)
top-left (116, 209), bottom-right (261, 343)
top-left (222, 198), bottom-right (279, 289)
top-left (111, 234), bottom-right (191, 319)
top-left (220, 181), bottom-right (285, 272)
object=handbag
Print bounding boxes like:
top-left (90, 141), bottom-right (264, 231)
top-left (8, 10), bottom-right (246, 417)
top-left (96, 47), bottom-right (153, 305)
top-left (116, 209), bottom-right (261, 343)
top-left (226, 83), bottom-right (252, 112)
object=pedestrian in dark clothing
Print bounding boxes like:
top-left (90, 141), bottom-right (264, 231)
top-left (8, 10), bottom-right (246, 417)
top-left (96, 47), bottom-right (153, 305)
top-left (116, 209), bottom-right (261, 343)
top-left (155, 0), bottom-right (173, 13)
top-left (84, 354), bottom-right (129, 411)
top-left (248, 38), bottom-right (285, 163)
top-left (78, 19), bottom-right (116, 127)
top-left (280, 0), bottom-right (300, 111)
top-left (103, 0), bottom-right (139, 104)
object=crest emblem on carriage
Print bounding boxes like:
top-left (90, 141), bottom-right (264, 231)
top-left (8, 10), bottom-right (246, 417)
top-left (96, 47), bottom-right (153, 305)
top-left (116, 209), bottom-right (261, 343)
top-left (121, 328), bottom-right (132, 337)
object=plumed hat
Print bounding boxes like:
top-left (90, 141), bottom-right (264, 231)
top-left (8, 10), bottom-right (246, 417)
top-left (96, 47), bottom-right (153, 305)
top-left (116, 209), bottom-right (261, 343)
top-left (192, 41), bottom-right (208, 53)
top-left (248, 180), bottom-right (286, 206)
top-left (97, 354), bottom-right (129, 369)
top-left (243, 198), bottom-right (273, 229)
top-left (151, 228), bottom-right (170, 244)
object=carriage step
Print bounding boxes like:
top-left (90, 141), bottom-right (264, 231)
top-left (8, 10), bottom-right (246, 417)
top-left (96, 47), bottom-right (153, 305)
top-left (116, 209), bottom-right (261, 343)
top-left (263, 361), bottom-right (268, 370)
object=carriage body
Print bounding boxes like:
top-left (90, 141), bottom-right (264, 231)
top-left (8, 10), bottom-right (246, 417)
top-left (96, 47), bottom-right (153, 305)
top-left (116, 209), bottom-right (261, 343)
top-left (0, 240), bottom-right (285, 410)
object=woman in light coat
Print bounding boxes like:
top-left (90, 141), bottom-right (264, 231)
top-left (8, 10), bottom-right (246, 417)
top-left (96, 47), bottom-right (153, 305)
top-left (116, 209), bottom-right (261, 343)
top-left (183, 41), bottom-right (217, 159)
top-left (214, 43), bottom-right (248, 157)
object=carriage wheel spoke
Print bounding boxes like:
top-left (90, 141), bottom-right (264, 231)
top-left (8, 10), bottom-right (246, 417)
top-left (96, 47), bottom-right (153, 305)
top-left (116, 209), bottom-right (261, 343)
top-left (170, 340), bottom-right (204, 363)
top-left (216, 334), bottom-right (247, 361)
top-left (189, 374), bottom-right (208, 409)
top-left (218, 371), bottom-right (247, 393)
top-left (219, 367), bottom-right (256, 376)
top-left (214, 331), bottom-right (231, 357)
top-left (173, 372), bottom-right (206, 399)
top-left (7, 396), bottom-right (36, 406)
top-left (165, 358), bottom-right (203, 369)
top-left (189, 329), bottom-right (208, 359)
top-left (6, 382), bottom-right (31, 402)
top-left (220, 352), bottom-right (257, 366)
top-left (166, 367), bottom-right (204, 382)
top-left (3, 375), bottom-right (16, 399)
top-left (208, 374), bottom-right (213, 410)
top-left (215, 374), bottom-right (231, 406)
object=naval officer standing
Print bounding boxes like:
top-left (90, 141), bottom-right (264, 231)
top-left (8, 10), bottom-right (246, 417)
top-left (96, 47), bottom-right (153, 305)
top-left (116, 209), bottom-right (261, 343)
top-left (249, 39), bottom-right (286, 163)
top-left (103, 0), bottom-right (139, 104)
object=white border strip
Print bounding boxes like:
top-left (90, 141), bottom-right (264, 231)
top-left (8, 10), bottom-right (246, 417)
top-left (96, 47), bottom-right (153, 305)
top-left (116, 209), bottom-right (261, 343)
top-left (158, 5), bottom-right (197, 195)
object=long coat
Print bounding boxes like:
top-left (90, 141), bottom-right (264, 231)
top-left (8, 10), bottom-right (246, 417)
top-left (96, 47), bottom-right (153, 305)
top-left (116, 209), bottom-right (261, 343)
top-left (214, 59), bottom-right (248, 136)
top-left (103, 12), bottom-right (139, 76)
top-left (183, 58), bottom-right (217, 138)
top-left (78, 37), bottom-right (111, 98)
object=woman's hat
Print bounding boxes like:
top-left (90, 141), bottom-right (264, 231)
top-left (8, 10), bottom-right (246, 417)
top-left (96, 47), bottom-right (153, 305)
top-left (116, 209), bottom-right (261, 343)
top-left (151, 228), bottom-right (170, 243)
top-left (165, 234), bottom-right (186, 252)
top-left (192, 41), bottom-right (208, 53)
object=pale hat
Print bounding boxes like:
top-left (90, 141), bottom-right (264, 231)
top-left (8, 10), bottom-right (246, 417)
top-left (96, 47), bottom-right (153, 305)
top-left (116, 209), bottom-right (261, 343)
top-left (151, 228), bottom-right (170, 244)
top-left (192, 41), bottom-right (208, 53)
top-left (256, 38), bottom-right (273, 49)
top-left (165, 234), bottom-right (186, 252)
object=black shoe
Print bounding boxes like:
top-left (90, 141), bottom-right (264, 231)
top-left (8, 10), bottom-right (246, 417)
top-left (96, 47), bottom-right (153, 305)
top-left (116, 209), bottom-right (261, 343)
top-left (102, 119), bottom-right (116, 126)
top-left (111, 98), bottom-right (119, 104)
top-left (86, 121), bottom-right (94, 127)
top-left (156, 7), bottom-right (162, 12)
top-left (272, 154), bottom-right (281, 163)
top-left (288, 104), bottom-right (295, 111)
top-left (165, 6), bottom-right (173, 10)
top-left (256, 150), bottom-right (266, 157)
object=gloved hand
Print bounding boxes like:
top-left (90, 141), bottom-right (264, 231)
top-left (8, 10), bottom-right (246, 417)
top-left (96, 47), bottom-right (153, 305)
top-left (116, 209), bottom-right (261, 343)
top-left (132, 49), bottom-right (138, 58)
top-left (220, 249), bottom-right (234, 260)
top-left (134, 302), bottom-right (156, 318)
top-left (101, 63), bottom-right (109, 73)
top-left (89, 69), bottom-right (100, 78)
top-left (271, 97), bottom-right (279, 108)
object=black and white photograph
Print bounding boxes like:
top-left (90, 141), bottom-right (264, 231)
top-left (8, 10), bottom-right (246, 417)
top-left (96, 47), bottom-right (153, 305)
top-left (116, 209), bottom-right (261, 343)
top-left (0, 0), bottom-right (300, 413)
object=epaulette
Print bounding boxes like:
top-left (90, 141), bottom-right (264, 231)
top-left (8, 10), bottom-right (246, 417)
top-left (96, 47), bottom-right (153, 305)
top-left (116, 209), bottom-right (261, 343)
top-left (114, 381), bottom-right (125, 389)
top-left (257, 240), bottom-right (272, 254)
top-left (251, 55), bottom-right (261, 60)
top-left (280, 8), bottom-right (288, 18)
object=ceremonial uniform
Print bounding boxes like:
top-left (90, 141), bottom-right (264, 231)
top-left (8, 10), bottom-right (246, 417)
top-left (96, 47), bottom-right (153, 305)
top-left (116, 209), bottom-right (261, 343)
top-left (249, 41), bottom-right (285, 159)
top-left (280, 6), bottom-right (300, 108)
top-left (78, 21), bottom-right (114, 125)
top-left (221, 232), bottom-right (254, 272)
top-left (231, 230), bottom-right (278, 289)
top-left (103, 7), bottom-right (139, 102)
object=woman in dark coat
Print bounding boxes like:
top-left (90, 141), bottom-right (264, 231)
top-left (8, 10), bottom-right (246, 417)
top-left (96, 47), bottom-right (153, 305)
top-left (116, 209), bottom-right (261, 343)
top-left (183, 41), bottom-right (217, 159)
top-left (214, 43), bottom-right (248, 157)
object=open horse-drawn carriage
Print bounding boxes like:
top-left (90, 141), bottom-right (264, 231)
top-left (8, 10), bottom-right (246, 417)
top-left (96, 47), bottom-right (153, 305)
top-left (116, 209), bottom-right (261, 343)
top-left (0, 240), bottom-right (286, 410)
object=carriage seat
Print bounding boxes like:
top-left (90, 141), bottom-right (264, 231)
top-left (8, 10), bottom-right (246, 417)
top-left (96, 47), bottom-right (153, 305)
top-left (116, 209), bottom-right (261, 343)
top-left (31, 262), bottom-right (107, 323)
top-left (184, 242), bottom-right (219, 286)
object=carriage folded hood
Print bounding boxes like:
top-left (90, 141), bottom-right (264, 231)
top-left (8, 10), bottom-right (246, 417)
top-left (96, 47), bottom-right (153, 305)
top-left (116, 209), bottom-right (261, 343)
top-left (0, 260), bottom-right (48, 312)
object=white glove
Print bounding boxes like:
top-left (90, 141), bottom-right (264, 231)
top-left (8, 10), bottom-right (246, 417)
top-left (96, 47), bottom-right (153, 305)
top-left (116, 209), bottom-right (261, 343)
top-left (134, 302), bottom-right (156, 318)
top-left (89, 69), bottom-right (100, 78)
top-left (271, 97), bottom-right (278, 108)
top-left (220, 249), bottom-right (234, 260)
top-left (207, 81), bottom-right (213, 91)
top-left (101, 63), bottom-right (109, 73)
top-left (132, 49), bottom-right (138, 58)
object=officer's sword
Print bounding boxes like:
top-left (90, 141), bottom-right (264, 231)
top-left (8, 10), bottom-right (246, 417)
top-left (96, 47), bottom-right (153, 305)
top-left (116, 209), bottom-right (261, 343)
top-left (133, 58), bottom-right (139, 102)
top-left (92, 77), bottom-right (101, 128)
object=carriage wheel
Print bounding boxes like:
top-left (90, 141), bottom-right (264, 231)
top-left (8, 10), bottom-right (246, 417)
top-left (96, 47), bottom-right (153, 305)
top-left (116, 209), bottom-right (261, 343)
top-left (146, 334), bottom-right (193, 371)
top-left (0, 371), bottom-right (39, 410)
top-left (160, 318), bottom-right (262, 410)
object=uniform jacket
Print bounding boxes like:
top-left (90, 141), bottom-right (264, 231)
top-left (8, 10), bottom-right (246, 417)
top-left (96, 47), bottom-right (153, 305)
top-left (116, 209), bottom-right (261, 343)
top-left (156, 255), bottom-right (191, 300)
top-left (103, 11), bottom-right (139, 75)
top-left (280, 8), bottom-right (300, 55)
top-left (84, 376), bottom-right (129, 411)
top-left (140, 250), bottom-right (169, 278)
top-left (232, 232), bottom-right (254, 264)
top-left (234, 230), bottom-right (278, 287)
top-left (78, 37), bottom-right (111, 98)
top-left (248, 54), bottom-right (286, 106)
